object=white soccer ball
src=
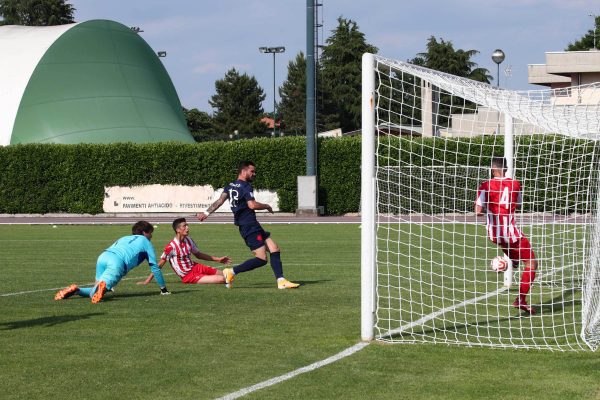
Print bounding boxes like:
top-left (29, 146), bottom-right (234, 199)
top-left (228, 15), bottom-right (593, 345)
top-left (491, 256), bottom-right (509, 272)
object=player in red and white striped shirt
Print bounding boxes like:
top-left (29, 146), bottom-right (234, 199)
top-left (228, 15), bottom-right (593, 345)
top-left (138, 218), bottom-right (231, 286)
top-left (475, 157), bottom-right (538, 314)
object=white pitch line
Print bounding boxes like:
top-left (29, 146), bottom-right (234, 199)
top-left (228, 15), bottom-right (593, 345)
top-left (0, 273), bottom-right (178, 297)
top-left (377, 259), bottom-right (565, 339)
top-left (215, 342), bottom-right (369, 400)
top-left (379, 286), bottom-right (509, 339)
top-left (0, 263), bottom-right (348, 298)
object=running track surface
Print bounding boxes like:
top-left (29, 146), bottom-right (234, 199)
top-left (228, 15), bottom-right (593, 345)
top-left (0, 214), bottom-right (359, 225)
top-left (0, 213), bottom-right (590, 225)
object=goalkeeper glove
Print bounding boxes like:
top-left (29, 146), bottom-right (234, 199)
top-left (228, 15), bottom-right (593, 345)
top-left (160, 287), bottom-right (171, 295)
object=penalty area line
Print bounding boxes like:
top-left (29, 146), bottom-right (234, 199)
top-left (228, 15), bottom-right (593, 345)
top-left (215, 342), bottom-right (369, 400)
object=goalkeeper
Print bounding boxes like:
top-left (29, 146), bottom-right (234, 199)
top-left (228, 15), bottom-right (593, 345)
top-left (54, 221), bottom-right (169, 303)
top-left (475, 157), bottom-right (538, 314)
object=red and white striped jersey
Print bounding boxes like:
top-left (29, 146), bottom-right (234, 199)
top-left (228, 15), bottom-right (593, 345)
top-left (475, 177), bottom-right (523, 244)
top-left (161, 237), bottom-right (200, 278)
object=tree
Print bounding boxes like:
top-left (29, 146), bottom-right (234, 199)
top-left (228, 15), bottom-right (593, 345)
top-left (182, 107), bottom-right (219, 142)
top-left (0, 0), bottom-right (75, 26)
top-left (405, 36), bottom-right (492, 128)
top-left (320, 17), bottom-right (378, 133)
top-left (566, 16), bottom-right (600, 51)
top-left (411, 36), bottom-right (491, 83)
top-left (278, 52), bottom-right (306, 135)
top-left (209, 68), bottom-right (268, 137)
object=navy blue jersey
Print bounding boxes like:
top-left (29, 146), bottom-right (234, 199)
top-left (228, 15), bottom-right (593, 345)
top-left (223, 179), bottom-right (257, 226)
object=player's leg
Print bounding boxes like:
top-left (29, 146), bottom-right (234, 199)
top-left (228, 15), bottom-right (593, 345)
top-left (54, 284), bottom-right (80, 300)
top-left (232, 231), bottom-right (269, 274)
top-left (183, 264), bottom-right (226, 284)
top-left (196, 275), bottom-right (226, 284)
top-left (234, 245), bottom-right (268, 274)
top-left (60, 252), bottom-right (110, 299)
top-left (91, 253), bottom-right (125, 303)
top-left (265, 237), bottom-right (299, 289)
top-left (499, 242), bottom-right (519, 269)
top-left (511, 237), bottom-right (537, 314)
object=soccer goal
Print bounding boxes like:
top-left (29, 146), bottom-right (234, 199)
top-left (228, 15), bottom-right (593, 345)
top-left (361, 53), bottom-right (600, 351)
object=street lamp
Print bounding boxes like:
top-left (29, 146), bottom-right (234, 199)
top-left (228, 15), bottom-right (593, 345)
top-left (259, 46), bottom-right (285, 136)
top-left (491, 49), bottom-right (505, 135)
top-left (491, 49), bottom-right (505, 88)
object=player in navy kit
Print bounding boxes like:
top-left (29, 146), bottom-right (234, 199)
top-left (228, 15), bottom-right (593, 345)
top-left (197, 161), bottom-right (299, 289)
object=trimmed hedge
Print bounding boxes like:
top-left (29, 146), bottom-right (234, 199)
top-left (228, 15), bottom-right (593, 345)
top-left (0, 135), bottom-right (597, 215)
top-left (0, 137), bottom-right (360, 215)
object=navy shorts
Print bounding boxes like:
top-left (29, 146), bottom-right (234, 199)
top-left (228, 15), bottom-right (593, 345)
top-left (239, 223), bottom-right (271, 251)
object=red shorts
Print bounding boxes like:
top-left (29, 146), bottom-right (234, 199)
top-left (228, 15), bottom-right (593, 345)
top-left (498, 237), bottom-right (535, 264)
top-left (181, 263), bottom-right (218, 284)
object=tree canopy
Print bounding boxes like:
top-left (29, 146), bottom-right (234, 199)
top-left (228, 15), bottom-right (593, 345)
top-left (565, 16), bottom-right (600, 51)
top-left (0, 0), bottom-right (75, 26)
top-left (319, 17), bottom-right (378, 132)
top-left (182, 107), bottom-right (219, 142)
top-left (411, 36), bottom-right (491, 83)
top-left (209, 68), bottom-right (268, 137)
top-left (278, 52), bottom-right (306, 135)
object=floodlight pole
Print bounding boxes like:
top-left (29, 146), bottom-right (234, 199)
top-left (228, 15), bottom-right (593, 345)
top-left (296, 0), bottom-right (319, 216)
top-left (492, 49), bottom-right (505, 135)
top-left (590, 14), bottom-right (598, 49)
top-left (259, 46), bottom-right (286, 136)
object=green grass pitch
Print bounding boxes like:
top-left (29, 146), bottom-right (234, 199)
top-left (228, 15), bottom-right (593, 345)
top-left (0, 223), bottom-right (599, 399)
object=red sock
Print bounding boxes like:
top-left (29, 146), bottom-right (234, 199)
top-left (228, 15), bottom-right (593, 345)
top-left (519, 266), bottom-right (536, 302)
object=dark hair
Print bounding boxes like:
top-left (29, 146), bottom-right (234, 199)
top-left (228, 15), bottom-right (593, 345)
top-left (490, 157), bottom-right (507, 178)
top-left (172, 217), bottom-right (186, 232)
top-left (132, 221), bottom-right (154, 235)
top-left (237, 160), bottom-right (255, 174)
top-left (491, 157), bottom-right (506, 170)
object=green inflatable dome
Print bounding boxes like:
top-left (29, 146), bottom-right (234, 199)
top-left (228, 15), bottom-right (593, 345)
top-left (0, 20), bottom-right (195, 144)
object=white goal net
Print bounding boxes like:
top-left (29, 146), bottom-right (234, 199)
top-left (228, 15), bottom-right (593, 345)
top-left (361, 53), bottom-right (600, 351)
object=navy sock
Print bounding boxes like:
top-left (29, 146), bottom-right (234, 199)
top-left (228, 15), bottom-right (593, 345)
top-left (233, 257), bottom-right (267, 274)
top-left (270, 251), bottom-right (284, 279)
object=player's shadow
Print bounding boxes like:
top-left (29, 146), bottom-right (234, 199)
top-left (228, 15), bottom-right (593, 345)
top-left (400, 314), bottom-right (519, 339)
top-left (107, 289), bottom-right (196, 300)
top-left (538, 288), bottom-right (580, 314)
top-left (0, 313), bottom-right (104, 330)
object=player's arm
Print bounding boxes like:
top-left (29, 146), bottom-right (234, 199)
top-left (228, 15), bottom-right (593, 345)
top-left (137, 258), bottom-right (167, 285)
top-left (197, 192), bottom-right (229, 221)
top-left (192, 249), bottom-right (232, 265)
top-left (247, 199), bottom-right (273, 213)
top-left (146, 244), bottom-right (169, 294)
top-left (474, 186), bottom-right (486, 215)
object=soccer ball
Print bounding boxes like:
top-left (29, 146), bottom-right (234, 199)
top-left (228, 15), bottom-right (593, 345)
top-left (491, 256), bottom-right (509, 272)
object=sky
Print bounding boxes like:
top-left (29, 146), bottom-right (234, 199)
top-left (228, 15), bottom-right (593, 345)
top-left (70, 0), bottom-right (599, 114)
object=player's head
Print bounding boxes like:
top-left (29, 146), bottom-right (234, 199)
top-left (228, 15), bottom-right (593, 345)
top-left (132, 221), bottom-right (154, 239)
top-left (237, 160), bottom-right (256, 182)
top-left (172, 217), bottom-right (188, 234)
top-left (490, 157), bottom-right (507, 178)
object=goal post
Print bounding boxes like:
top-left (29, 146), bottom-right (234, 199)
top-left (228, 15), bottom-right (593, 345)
top-left (361, 52), bottom-right (376, 341)
top-left (361, 53), bottom-right (600, 351)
